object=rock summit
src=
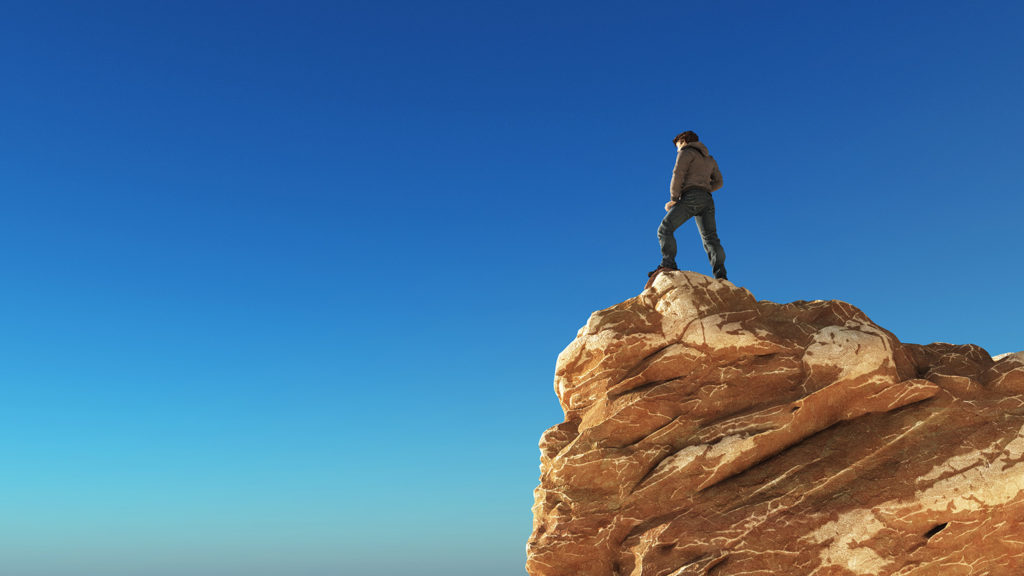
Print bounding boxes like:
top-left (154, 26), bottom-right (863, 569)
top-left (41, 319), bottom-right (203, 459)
top-left (528, 271), bottom-right (1024, 576)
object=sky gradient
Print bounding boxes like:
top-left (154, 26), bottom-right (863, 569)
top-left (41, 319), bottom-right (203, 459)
top-left (2, 2), bottom-right (1023, 575)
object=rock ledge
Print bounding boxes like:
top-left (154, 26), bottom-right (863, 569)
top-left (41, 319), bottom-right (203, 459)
top-left (527, 271), bottom-right (1024, 576)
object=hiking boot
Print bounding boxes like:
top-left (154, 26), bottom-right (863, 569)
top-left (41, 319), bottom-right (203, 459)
top-left (647, 265), bottom-right (677, 278)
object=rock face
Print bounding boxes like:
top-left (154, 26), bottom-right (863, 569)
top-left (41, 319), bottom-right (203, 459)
top-left (527, 271), bottom-right (1024, 576)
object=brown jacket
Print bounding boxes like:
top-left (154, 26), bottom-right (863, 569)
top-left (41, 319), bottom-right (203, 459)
top-left (669, 142), bottom-right (723, 200)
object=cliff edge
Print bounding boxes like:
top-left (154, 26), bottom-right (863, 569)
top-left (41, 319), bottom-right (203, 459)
top-left (527, 270), bottom-right (1024, 576)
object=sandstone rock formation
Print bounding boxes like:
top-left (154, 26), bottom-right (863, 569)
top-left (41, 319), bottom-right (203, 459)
top-left (527, 271), bottom-right (1024, 576)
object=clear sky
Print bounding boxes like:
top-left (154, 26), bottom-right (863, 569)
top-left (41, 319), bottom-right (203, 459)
top-left (1, 1), bottom-right (1022, 575)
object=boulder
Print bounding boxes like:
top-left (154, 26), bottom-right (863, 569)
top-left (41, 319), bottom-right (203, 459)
top-left (527, 270), bottom-right (1024, 576)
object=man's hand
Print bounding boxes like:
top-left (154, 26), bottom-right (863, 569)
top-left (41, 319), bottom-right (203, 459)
top-left (665, 201), bottom-right (676, 212)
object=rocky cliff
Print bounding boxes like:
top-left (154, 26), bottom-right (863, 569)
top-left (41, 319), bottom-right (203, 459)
top-left (527, 271), bottom-right (1024, 576)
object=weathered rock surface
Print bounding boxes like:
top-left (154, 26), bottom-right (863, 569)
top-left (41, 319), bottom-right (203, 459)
top-left (527, 271), bottom-right (1024, 576)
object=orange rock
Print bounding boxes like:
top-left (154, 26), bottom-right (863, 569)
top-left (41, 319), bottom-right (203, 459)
top-left (527, 271), bottom-right (1024, 576)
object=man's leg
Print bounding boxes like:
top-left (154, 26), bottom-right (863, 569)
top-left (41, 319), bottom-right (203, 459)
top-left (658, 202), bottom-right (695, 269)
top-left (694, 198), bottom-right (727, 280)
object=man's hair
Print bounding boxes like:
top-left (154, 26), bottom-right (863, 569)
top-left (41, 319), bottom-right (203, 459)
top-left (673, 130), bottom-right (699, 144)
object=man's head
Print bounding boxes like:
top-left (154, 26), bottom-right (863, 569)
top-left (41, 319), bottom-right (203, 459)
top-left (673, 131), bottom-right (699, 149)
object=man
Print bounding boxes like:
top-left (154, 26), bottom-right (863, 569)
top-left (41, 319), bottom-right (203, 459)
top-left (649, 130), bottom-right (728, 281)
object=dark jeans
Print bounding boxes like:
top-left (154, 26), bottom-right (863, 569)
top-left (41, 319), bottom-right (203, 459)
top-left (658, 189), bottom-right (727, 279)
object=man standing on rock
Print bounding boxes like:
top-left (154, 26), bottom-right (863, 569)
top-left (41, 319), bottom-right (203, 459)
top-left (649, 130), bottom-right (728, 282)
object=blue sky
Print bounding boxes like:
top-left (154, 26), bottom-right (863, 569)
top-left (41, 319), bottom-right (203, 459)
top-left (1, 1), bottom-right (1022, 575)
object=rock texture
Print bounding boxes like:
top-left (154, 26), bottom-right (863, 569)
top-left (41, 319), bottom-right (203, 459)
top-left (528, 271), bottom-right (1024, 576)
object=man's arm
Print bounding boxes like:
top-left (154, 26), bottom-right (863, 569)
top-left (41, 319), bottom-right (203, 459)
top-left (669, 148), bottom-right (694, 201)
top-left (710, 162), bottom-right (723, 192)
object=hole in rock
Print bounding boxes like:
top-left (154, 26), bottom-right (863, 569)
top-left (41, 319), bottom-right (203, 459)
top-left (924, 522), bottom-right (948, 539)
top-left (791, 406), bottom-right (800, 412)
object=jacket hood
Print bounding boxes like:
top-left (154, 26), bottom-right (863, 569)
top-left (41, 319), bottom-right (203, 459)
top-left (685, 142), bottom-right (710, 157)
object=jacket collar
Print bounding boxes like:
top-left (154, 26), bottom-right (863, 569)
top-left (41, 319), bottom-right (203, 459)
top-left (684, 142), bottom-right (709, 157)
